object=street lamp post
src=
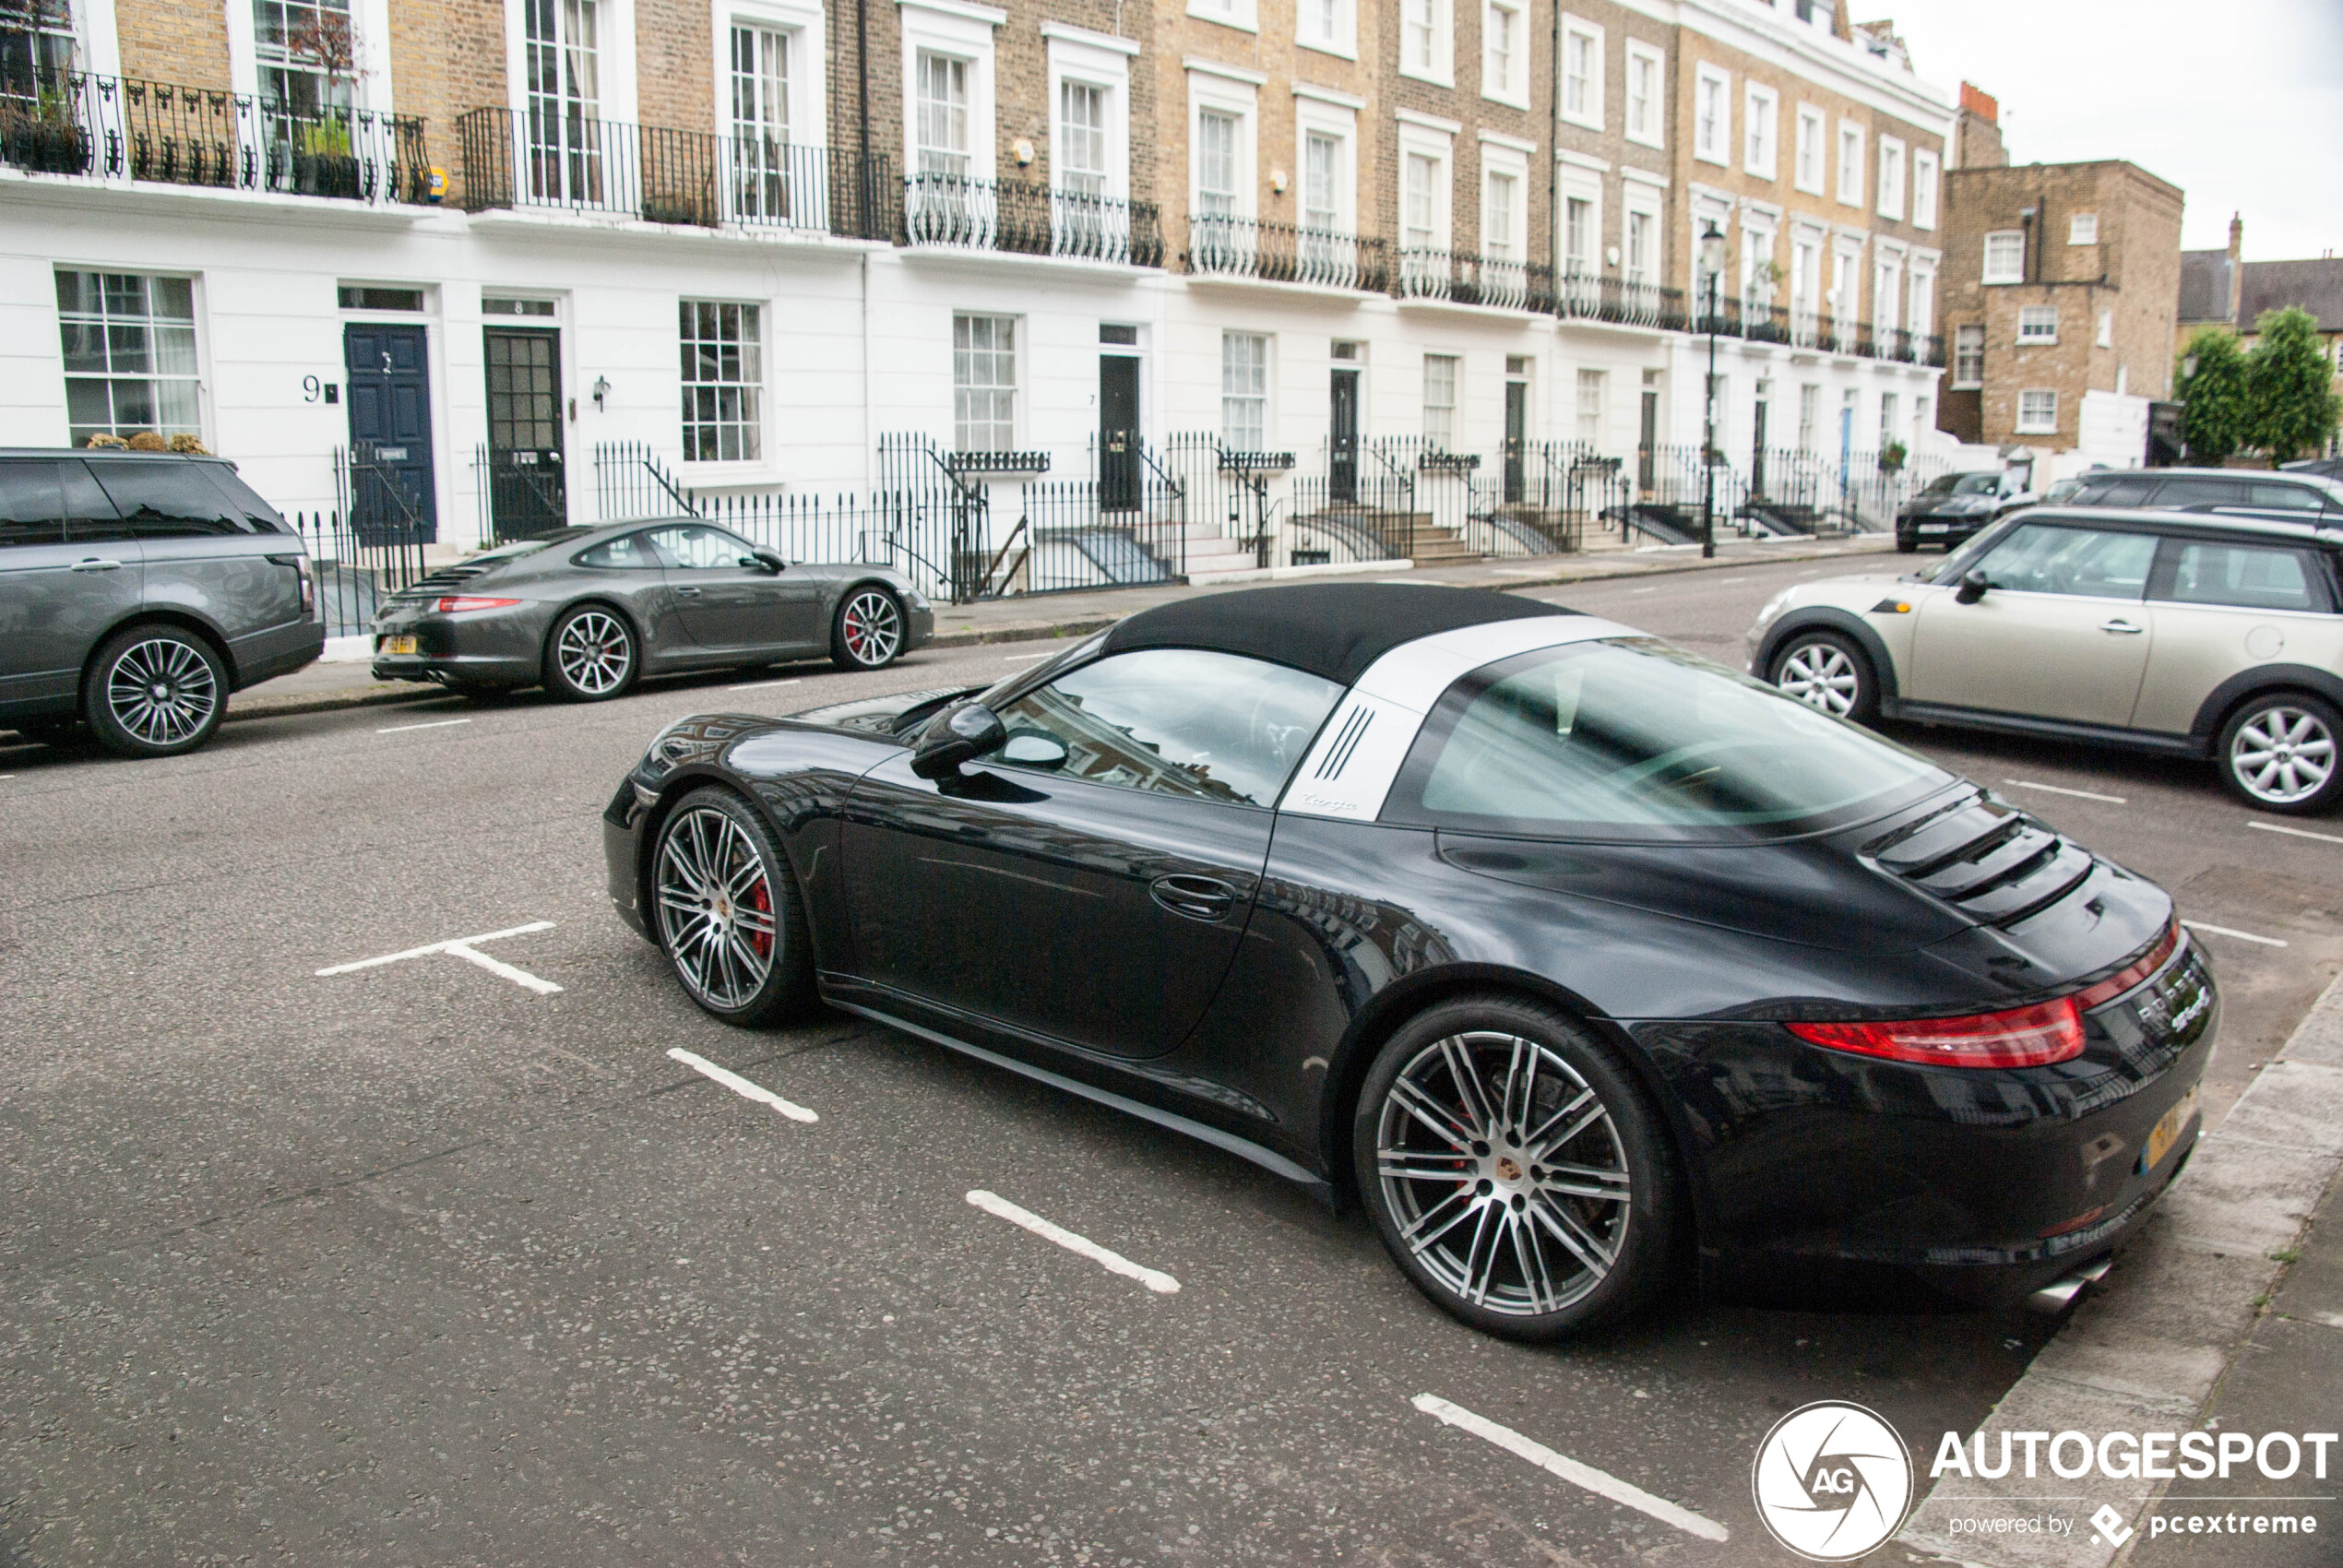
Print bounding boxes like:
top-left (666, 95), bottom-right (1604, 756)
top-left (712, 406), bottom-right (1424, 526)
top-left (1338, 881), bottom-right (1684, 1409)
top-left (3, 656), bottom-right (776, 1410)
top-left (1698, 222), bottom-right (1729, 560)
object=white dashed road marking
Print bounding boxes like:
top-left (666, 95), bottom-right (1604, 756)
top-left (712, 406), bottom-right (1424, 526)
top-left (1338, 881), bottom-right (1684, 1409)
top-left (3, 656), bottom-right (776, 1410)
top-left (1631, 587), bottom-right (1659, 595)
top-left (315, 921), bottom-right (563, 995)
top-left (666, 1048), bottom-right (818, 1123)
top-left (2250, 820), bottom-right (2343, 847)
top-left (964, 1190), bottom-right (1180, 1295)
top-left (2182, 920), bottom-right (2290, 948)
top-left (727, 677), bottom-right (805, 692)
top-left (376, 718), bottom-right (471, 734)
top-left (1409, 1394), bottom-right (1730, 1542)
top-left (2004, 778), bottom-right (2128, 805)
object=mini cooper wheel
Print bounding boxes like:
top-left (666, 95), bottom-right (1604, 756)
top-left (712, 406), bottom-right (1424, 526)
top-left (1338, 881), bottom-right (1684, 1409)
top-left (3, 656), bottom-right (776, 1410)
top-left (652, 788), bottom-right (813, 1026)
top-left (1769, 630), bottom-right (1878, 723)
top-left (2218, 692), bottom-right (2343, 814)
top-left (831, 587), bottom-right (904, 671)
top-left (1354, 995), bottom-right (1679, 1341)
top-left (544, 605), bottom-right (638, 702)
top-left (84, 624), bottom-right (225, 758)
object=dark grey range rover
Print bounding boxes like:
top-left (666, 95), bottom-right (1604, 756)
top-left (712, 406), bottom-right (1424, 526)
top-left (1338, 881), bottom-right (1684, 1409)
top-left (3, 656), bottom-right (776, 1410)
top-left (0, 449), bottom-right (323, 757)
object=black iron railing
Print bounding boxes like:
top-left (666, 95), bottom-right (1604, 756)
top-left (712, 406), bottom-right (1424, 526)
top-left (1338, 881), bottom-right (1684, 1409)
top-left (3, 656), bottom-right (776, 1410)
top-left (1553, 272), bottom-right (1684, 329)
top-left (901, 172), bottom-right (1162, 267)
top-left (1396, 248), bottom-right (1554, 312)
top-left (456, 106), bottom-right (894, 240)
top-left (1183, 214), bottom-right (1387, 291)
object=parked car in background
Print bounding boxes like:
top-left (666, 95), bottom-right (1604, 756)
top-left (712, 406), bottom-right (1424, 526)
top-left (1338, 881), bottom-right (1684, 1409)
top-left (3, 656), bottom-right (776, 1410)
top-left (0, 449), bottom-right (321, 757)
top-left (1895, 470), bottom-right (2037, 552)
top-left (2062, 467), bottom-right (2343, 523)
top-left (1751, 506), bottom-right (2343, 813)
top-left (370, 519), bottom-right (934, 700)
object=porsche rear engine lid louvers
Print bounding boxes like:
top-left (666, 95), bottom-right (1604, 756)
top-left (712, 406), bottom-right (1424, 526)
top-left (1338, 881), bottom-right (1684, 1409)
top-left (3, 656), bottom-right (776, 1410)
top-left (1862, 794), bottom-right (2096, 928)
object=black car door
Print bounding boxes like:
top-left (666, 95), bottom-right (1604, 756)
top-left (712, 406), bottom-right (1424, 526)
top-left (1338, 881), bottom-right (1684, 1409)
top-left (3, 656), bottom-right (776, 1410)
top-left (841, 647), bottom-right (1343, 1059)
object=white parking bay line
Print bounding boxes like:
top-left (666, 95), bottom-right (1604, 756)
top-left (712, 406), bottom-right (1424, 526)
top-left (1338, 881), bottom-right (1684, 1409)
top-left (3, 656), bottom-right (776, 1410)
top-left (376, 718), bottom-right (471, 734)
top-left (1631, 587), bottom-right (1660, 595)
top-left (2004, 778), bottom-right (2128, 805)
top-left (964, 1190), bottom-right (1180, 1294)
top-left (315, 921), bottom-right (562, 995)
top-left (1410, 1395), bottom-right (1729, 1542)
top-left (727, 677), bottom-right (804, 692)
top-left (2182, 920), bottom-right (2290, 948)
top-left (2251, 819), bottom-right (2343, 847)
top-left (665, 1048), bottom-right (818, 1123)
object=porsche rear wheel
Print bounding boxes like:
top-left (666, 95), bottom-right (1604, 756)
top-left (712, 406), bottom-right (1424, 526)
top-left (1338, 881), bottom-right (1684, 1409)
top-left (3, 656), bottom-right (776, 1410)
top-left (652, 788), bottom-right (813, 1027)
top-left (544, 605), bottom-right (638, 702)
top-left (1354, 995), bottom-right (1680, 1341)
top-left (831, 587), bottom-right (904, 671)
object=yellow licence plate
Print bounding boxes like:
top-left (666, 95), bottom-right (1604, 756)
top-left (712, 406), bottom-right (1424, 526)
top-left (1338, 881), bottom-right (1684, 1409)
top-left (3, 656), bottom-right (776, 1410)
top-left (2142, 1086), bottom-right (2200, 1174)
top-left (379, 635), bottom-right (418, 656)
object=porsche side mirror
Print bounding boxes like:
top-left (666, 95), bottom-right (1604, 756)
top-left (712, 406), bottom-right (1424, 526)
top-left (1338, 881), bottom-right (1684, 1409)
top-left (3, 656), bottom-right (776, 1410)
top-left (1955, 569), bottom-right (1991, 605)
top-left (911, 703), bottom-right (1007, 780)
top-left (1000, 731), bottom-right (1069, 770)
top-left (749, 550), bottom-right (787, 574)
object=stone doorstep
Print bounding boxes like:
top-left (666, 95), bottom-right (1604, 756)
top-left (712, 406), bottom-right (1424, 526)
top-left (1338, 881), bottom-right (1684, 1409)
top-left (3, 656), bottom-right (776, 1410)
top-left (1897, 989), bottom-right (2343, 1568)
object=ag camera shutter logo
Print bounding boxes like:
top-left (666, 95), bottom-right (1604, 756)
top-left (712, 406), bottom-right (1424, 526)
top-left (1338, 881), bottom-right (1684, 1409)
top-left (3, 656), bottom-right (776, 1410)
top-left (1751, 1401), bottom-right (1916, 1561)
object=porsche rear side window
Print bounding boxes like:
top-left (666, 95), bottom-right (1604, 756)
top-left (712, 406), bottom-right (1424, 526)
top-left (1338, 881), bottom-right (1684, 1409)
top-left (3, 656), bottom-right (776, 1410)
top-left (577, 533), bottom-right (660, 568)
top-left (1387, 639), bottom-right (1945, 837)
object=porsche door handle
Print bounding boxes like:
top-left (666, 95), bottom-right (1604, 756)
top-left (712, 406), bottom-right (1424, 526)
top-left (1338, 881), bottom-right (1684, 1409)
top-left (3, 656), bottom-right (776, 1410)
top-left (2099, 619), bottom-right (2145, 635)
top-left (1150, 874), bottom-right (1238, 923)
top-left (674, 586), bottom-right (703, 597)
top-left (69, 557), bottom-right (124, 572)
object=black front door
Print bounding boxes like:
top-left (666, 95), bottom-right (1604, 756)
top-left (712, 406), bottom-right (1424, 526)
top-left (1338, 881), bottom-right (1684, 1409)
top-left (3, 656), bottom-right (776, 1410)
top-left (1638, 387), bottom-right (1659, 493)
top-left (1751, 391), bottom-right (1770, 499)
top-left (1329, 367), bottom-right (1360, 503)
top-left (344, 324), bottom-right (438, 542)
top-left (1099, 353), bottom-right (1141, 512)
top-left (1503, 380), bottom-right (1528, 503)
top-left (483, 327), bottom-right (565, 540)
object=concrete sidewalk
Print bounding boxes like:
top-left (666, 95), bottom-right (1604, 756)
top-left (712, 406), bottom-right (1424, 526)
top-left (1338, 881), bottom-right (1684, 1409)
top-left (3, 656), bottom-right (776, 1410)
top-left (220, 531), bottom-right (1893, 724)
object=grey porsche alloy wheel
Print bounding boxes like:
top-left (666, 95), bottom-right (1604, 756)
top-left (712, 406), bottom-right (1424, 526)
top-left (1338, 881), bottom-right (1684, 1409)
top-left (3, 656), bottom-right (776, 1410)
top-left (545, 605), bottom-right (637, 702)
top-left (831, 587), bottom-right (904, 671)
top-left (1769, 630), bottom-right (1876, 722)
top-left (2218, 692), bottom-right (2343, 814)
top-left (653, 789), bottom-right (812, 1026)
top-left (85, 624), bottom-right (225, 757)
top-left (1355, 995), bottom-right (1677, 1340)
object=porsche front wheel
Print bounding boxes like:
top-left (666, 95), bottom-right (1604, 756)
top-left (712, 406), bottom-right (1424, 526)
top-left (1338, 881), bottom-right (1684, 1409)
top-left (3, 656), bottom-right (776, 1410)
top-left (652, 788), bottom-right (814, 1026)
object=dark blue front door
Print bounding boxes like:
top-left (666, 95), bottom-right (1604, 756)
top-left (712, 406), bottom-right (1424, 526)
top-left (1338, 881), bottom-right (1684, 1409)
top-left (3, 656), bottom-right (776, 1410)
top-left (344, 324), bottom-right (438, 542)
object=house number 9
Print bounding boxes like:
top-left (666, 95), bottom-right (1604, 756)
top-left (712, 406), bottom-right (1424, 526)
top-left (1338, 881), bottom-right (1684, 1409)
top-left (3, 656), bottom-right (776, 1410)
top-left (303, 375), bottom-right (322, 403)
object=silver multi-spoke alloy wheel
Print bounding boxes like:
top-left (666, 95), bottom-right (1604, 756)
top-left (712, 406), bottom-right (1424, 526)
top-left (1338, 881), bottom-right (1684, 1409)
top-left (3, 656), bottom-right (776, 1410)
top-left (1374, 1029), bottom-right (1633, 1319)
top-left (553, 609), bottom-right (634, 698)
top-left (656, 806), bottom-right (779, 1012)
top-left (1774, 637), bottom-right (1861, 717)
top-left (838, 588), bottom-right (902, 669)
top-left (105, 635), bottom-right (220, 749)
top-left (2230, 703), bottom-right (2338, 807)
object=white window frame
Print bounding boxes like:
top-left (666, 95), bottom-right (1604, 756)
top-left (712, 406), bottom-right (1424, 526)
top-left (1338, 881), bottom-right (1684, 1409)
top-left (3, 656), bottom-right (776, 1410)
top-left (1621, 179), bottom-right (1661, 291)
top-left (1556, 162), bottom-right (1601, 277)
top-left (1740, 216), bottom-right (1778, 315)
top-left (1981, 229), bottom-right (2025, 285)
top-left (1296, 0), bottom-right (1355, 60)
top-left (2016, 388), bottom-right (2058, 434)
top-left (1555, 14), bottom-right (1600, 126)
top-left (953, 311), bottom-right (1020, 452)
top-left (1792, 103), bottom-right (1824, 195)
top-left (2017, 304), bottom-right (2058, 345)
top-left (1045, 27), bottom-right (1136, 204)
top-left (2069, 212), bottom-right (2099, 246)
top-left (1693, 63), bottom-right (1730, 166)
top-left (1829, 240), bottom-right (1861, 334)
top-left (1221, 330), bottom-right (1270, 447)
top-left (898, 0), bottom-right (1003, 184)
top-left (714, 0), bottom-right (827, 168)
top-left (1951, 323), bottom-right (1984, 388)
top-left (56, 269), bottom-right (208, 450)
top-left (1421, 351), bottom-right (1459, 447)
top-left (1875, 134), bottom-right (1905, 221)
top-left (1907, 258), bottom-right (1934, 344)
top-left (1872, 247), bottom-right (1902, 341)
top-left (1909, 147), bottom-right (1937, 230)
top-left (1187, 67), bottom-right (1259, 221)
top-left (1397, 117), bottom-right (1455, 255)
top-left (236, 0), bottom-right (398, 115)
top-left (1623, 40), bottom-right (1663, 149)
top-left (2097, 308), bottom-right (2114, 349)
top-left (1293, 89), bottom-right (1359, 237)
top-left (1742, 82), bottom-right (1778, 180)
top-left (1481, 0), bottom-right (1530, 109)
top-left (1398, 0), bottom-right (1453, 88)
top-left (679, 298), bottom-right (766, 464)
top-left (1479, 138), bottom-right (1529, 261)
top-left (1575, 366), bottom-right (1606, 445)
top-left (1835, 120), bottom-right (1863, 207)
top-left (1186, 0), bottom-right (1258, 37)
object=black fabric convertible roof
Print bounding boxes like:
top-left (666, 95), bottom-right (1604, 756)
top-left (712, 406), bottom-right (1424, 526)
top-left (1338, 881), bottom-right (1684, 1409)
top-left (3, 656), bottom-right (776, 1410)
top-left (1099, 582), bottom-right (1576, 687)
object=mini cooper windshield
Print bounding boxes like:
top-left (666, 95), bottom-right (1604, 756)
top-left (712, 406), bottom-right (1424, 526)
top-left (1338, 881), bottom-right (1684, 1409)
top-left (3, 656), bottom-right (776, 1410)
top-left (1390, 638), bottom-right (1948, 837)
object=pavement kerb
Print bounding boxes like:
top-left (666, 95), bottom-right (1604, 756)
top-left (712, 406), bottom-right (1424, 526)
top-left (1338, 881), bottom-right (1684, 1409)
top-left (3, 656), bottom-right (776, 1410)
top-left (1896, 969), bottom-right (2343, 1568)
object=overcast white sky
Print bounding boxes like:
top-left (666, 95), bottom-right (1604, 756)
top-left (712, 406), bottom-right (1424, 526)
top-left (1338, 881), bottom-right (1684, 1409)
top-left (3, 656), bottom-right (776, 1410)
top-left (1874, 0), bottom-right (2343, 260)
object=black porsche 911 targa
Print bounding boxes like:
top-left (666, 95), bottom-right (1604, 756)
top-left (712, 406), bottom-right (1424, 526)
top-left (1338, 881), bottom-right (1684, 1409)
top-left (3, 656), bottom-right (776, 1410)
top-left (604, 584), bottom-right (2215, 1339)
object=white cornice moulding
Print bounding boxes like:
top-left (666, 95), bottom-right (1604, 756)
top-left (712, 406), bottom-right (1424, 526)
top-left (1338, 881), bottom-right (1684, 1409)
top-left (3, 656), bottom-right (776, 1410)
top-left (1183, 55), bottom-right (1269, 85)
top-left (1619, 163), bottom-right (1669, 187)
top-left (1481, 128), bottom-right (1540, 154)
top-left (1874, 237), bottom-right (1909, 259)
top-left (1292, 80), bottom-right (1367, 109)
top-left (1833, 225), bottom-right (1871, 249)
top-left (1739, 196), bottom-right (1784, 222)
top-left (896, 0), bottom-right (1006, 26)
top-left (1396, 107), bottom-right (1465, 136)
top-left (1555, 148), bottom-right (1610, 172)
top-left (1041, 20), bottom-right (1140, 54)
top-left (1908, 244), bottom-right (1943, 266)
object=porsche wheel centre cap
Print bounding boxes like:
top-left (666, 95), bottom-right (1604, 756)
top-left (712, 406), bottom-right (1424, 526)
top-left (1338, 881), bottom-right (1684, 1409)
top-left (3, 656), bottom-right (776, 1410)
top-left (1494, 1155), bottom-right (1523, 1183)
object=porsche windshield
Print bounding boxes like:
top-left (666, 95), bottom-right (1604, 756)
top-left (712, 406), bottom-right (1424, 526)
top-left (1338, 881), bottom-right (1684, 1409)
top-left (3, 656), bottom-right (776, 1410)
top-left (1390, 638), bottom-right (1949, 837)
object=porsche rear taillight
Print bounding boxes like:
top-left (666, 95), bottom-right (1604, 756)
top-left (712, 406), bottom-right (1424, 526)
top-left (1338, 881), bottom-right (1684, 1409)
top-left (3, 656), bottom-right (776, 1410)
top-left (2072, 919), bottom-right (2181, 1011)
top-left (435, 596), bottom-right (522, 614)
top-left (1787, 998), bottom-right (2086, 1069)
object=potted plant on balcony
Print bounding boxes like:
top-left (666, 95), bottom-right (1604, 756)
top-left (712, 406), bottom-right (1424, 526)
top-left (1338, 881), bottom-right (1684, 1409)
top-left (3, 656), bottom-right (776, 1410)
top-left (1, 3), bottom-right (92, 175)
top-left (1879, 441), bottom-right (1908, 474)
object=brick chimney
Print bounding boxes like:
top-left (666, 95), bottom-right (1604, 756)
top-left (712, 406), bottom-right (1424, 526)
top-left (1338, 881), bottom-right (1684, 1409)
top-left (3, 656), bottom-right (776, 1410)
top-left (2228, 213), bottom-right (2244, 321)
top-left (1954, 81), bottom-right (2007, 171)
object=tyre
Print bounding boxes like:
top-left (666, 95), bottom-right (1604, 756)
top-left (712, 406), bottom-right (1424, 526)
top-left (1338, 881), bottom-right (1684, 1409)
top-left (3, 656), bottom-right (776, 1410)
top-left (651, 787), bottom-right (814, 1027)
top-left (83, 624), bottom-right (226, 758)
top-left (1353, 994), bottom-right (1680, 1341)
top-left (2217, 691), bottom-right (2343, 814)
top-left (543, 604), bottom-right (638, 702)
top-left (1895, 534), bottom-right (1919, 553)
top-left (1767, 629), bottom-right (1878, 722)
top-left (831, 585), bottom-right (904, 671)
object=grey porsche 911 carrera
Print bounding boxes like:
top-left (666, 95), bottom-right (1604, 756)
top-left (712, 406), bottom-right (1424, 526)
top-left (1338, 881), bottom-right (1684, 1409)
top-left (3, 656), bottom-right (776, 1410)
top-left (371, 519), bottom-right (934, 699)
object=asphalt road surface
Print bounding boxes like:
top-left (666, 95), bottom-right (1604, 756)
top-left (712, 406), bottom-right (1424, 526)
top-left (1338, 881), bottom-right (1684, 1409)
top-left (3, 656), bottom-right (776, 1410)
top-left (3, 557), bottom-right (2334, 1566)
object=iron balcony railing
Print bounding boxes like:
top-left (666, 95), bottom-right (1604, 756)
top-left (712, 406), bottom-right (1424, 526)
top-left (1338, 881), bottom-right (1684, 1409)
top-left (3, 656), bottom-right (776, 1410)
top-left (1183, 214), bottom-right (1388, 291)
top-left (455, 105), bottom-right (894, 240)
top-left (901, 171), bottom-right (1162, 267)
top-left (0, 64), bottom-right (426, 202)
top-left (1553, 270), bottom-right (1684, 329)
top-left (1396, 248), bottom-right (1555, 312)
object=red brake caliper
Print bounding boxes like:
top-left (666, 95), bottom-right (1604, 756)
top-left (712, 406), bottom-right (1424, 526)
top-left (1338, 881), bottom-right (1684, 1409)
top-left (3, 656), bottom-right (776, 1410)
top-left (748, 879), bottom-right (773, 958)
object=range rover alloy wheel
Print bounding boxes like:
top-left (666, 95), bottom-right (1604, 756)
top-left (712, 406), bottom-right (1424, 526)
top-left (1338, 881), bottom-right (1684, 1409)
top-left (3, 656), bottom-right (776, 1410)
top-left (86, 624), bottom-right (225, 758)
